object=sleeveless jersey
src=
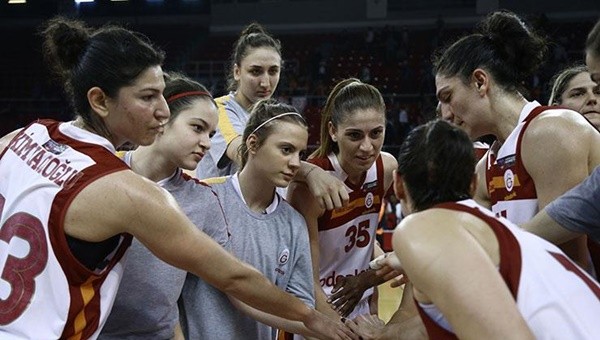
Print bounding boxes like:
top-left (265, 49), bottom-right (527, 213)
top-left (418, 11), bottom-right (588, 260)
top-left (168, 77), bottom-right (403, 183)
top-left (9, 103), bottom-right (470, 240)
top-left (486, 101), bottom-right (551, 223)
top-left (310, 153), bottom-right (385, 318)
top-left (0, 120), bottom-right (132, 339)
top-left (416, 199), bottom-right (600, 339)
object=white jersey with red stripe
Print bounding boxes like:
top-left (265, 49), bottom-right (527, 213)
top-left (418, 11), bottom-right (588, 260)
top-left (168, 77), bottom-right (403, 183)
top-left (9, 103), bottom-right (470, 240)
top-left (416, 199), bottom-right (600, 339)
top-left (486, 101), bottom-right (552, 224)
top-left (310, 153), bottom-right (385, 318)
top-left (0, 120), bottom-right (132, 339)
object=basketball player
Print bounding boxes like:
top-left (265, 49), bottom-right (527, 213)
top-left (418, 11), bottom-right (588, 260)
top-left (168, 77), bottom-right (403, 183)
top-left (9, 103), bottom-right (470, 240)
top-left (434, 11), bottom-right (600, 268)
top-left (287, 78), bottom-right (397, 320)
top-left (0, 17), bottom-right (351, 340)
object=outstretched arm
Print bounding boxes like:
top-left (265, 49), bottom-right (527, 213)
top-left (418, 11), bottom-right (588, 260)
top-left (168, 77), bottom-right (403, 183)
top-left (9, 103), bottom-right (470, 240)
top-left (288, 180), bottom-right (342, 321)
top-left (64, 171), bottom-right (352, 340)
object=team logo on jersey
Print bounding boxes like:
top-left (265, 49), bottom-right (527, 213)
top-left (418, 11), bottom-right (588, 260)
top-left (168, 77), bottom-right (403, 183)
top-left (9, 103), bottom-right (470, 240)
top-left (278, 249), bottom-right (290, 266)
top-left (42, 139), bottom-right (68, 154)
top-left (362, 180), bottom-right (378, 191)
top-left (365, 192), bottom-right (374, 209)
top-left (496, 155), bottom-right (516, 168)
top-left (504, 169), bottom-right (514, 192)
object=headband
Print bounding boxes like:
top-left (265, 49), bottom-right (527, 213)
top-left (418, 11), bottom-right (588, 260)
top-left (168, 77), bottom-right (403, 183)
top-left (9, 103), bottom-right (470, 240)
top-left (250, 112), bottom-right (305, 136)
top-left (166, 91), bottom-right (212, 104)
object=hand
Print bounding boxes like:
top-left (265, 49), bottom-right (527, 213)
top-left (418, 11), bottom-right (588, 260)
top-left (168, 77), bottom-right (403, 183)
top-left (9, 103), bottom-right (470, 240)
top-left (305, 166), bottom-right (349, 210)
top-left (329, 273), bottom-right (372, 317)
top-left (370, 252), bottom-right (408, 288)
top-left (345, 314), bottom-right (386, 340)
top-left (303, 309), bottom-right (358, 340)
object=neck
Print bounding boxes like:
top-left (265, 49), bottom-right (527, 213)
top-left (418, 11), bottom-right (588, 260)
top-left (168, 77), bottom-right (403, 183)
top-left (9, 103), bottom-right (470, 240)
top-left (337, 153), bottom-right (364, 185)
top-left (73, 116), bottom-right (121, 147)
top-left (489, 93), bottom-right (528, 144)
top-left (233, 91), bottom-right (253, 112)
top-left (238, 165), bottom-right (276, 213)
top-left (130, 145), bottom-right (178, 182)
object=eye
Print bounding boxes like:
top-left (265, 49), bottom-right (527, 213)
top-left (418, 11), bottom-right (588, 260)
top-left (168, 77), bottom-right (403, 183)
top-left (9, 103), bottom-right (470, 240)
top-left (191, 124), bottom-right (204, 132)
top-left (370, 129), bottom-right (383, 138)
top-left (348, 132), bottom-right (362, 140)
top-left (142, 95), bottom-right (154, 101)
top-left (569, 91), bottom-right (584, 98)
top-left (250, 69), bottom-right (262, 76)
top-left (268, 68), bottom-right (279, 76)
top-left (281, 146), bottom-right (292, 154)
top-left (209, 131), bottom-right (216, 138)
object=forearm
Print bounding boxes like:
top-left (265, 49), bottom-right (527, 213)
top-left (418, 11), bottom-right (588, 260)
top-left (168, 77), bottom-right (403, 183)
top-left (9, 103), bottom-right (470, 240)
top-left (223, 265), bottom-right (312, 323)
top-left (315, 283), bottom-right (341, 319)
top-left (230, 297), bottom-right (318, 338)
top-left (296, 161), bottom-right (318, 183)
top-left (522, 210), bottom-right (579, 244)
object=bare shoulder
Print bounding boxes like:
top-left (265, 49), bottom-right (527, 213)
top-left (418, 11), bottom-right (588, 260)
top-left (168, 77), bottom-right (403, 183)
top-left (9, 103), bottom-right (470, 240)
top-left (65, 169), bottom-right (178, 241)
top-left (526, 108), bottom-right (595, 145)
top-left (381, 151), bottom-right (398, 190)
top-left (0, 129), bottom-right (23, 154)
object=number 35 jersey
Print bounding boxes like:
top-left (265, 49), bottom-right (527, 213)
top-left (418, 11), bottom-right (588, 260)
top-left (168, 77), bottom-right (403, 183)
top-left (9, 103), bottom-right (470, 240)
top-left (310, 153), bottom-right (385, 317)
top-left (0, 120), bottom-right (131, 339)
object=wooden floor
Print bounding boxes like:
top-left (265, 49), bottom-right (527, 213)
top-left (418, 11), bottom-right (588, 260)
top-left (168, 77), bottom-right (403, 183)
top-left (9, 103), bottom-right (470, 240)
top-left (377, 281), bottom-right (403, 322)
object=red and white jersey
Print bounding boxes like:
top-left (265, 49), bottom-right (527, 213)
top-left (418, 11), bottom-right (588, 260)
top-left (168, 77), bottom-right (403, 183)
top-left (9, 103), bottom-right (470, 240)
top-left (310, 153), bottom-right (385, 318)
top-left (0, 120), bottom-right (132, 339)
top-left (486, 101), bottom-right (554, 224)
top-left (416, 199), bottom-right (600, 340)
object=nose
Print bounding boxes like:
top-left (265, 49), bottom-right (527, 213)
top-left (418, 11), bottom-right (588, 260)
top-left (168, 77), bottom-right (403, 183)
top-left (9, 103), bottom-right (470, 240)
top-left (359, 138), bottom-right (374, 152)
top-left (199, 133), bottom-right (211, 151)
top-left (157, 95), bottom-right (171, 122)
top-left (440, 103), bottom-right (454, 122)
top-left (586, 90), bottom-right (599, 106)
top-left (259, 73), bottom-right (269, 88)
top-left (289, 152), bottom-right (301, 169)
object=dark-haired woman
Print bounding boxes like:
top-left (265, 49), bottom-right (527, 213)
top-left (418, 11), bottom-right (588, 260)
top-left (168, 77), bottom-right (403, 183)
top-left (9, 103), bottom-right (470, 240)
top-left (434, 11), bottom-right (600, 267)
top-left (0, 17), bottom-right (350, 339)
top-left (389, 119), bottom-right (600, 339)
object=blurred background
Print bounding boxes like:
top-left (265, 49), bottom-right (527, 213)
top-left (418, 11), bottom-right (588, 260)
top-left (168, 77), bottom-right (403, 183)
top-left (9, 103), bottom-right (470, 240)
top-left (1, 0), bottom-right (598, 153)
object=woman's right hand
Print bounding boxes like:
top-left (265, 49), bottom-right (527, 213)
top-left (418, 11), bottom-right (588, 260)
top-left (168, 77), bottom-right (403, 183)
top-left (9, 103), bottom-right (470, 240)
top-left (303, 309), bottom-right (358, 340)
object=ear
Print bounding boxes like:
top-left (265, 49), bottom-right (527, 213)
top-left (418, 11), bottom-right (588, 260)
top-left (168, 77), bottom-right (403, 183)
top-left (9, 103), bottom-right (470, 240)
top-left (469, 172), bottom-right (478, 197)
top-left (87, 87), bottom-right (110, 119)
top-left (233, 63), bottom-right (241, 82)
top-left (327, 121), bottom-right (337, 142)
top-left (472, 68), bottom-right (489, 96)
top-left (246, 134), bottom-right (258, 155)
top-left (392, 169), bottom-right (406, 200)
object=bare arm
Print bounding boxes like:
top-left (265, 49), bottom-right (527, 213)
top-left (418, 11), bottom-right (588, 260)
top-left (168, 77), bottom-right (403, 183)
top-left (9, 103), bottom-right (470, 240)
top-left (288, 181), bottom-right (341, 320)
top-left (228, 297), bottom-right (319, 338)
top-left (225, 135), bottom-right (243, 168)
top-left (522, 209), bottom-right (580, 244)
top-left (522, 112), bottom-right (593, 209)
top-left (293, 161), bottom-right (350, 210)
top-left (64, 171), bottom-right (335, 331)
top-left (393, 210), bottom-right (534, 340)
top-left (473, 157), bottom-right (491, 209)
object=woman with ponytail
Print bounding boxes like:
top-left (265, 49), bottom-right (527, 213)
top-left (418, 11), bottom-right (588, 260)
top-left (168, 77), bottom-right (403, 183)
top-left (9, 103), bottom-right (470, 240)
top-left (287, 78), bottom-right (397, 321)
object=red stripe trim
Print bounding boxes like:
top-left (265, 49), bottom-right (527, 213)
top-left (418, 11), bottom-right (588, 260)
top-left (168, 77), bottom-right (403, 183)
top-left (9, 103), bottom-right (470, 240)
top-left (28, 120), bottom-right (132, 338)
top-left (435, 202), bottom-right (522, 298)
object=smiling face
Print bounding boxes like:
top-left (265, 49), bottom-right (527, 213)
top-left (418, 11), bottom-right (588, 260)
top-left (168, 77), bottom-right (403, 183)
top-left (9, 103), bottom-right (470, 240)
top-left (435, 74), bottom-right (489, 140)
top-left (155, 98), bottom-right (218, 171)
top-left (234, 47), bottom-right (281, 110)
top-left (329, 107), bottom-right (385, 178)
top-left (104, 65), bottom-right (170, 147)
top-left (559, 71), bottom-right (600, 115)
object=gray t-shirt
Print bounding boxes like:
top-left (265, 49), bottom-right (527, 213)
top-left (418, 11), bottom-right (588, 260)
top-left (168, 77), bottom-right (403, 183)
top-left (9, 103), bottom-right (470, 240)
top-left (546, 165), bottom-right (600, 244)
top-left (100, 154), bottom-right (230, 339)
top-left (179, 175), bottom-right (314, 340)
